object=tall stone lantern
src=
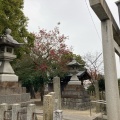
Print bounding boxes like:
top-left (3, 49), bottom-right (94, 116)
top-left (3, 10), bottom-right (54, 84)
top-left (0, 28), bottom-right (22, 82)
top-left (62, 58), bottom-right (90, 110)
top-left (67, 57), bottom-right (82, 85)
top-left (0, 29), bottom-right (31, 106)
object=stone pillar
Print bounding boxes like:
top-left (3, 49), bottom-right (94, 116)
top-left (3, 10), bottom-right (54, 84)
top-left (53, 110), bottom-right (63, 120)
top-left (101, 20), bottom-right (120, 120)
top-left (53, 76), bottom-right (61, 109)
top-left (49, 92), bottom-right (56, 111)
top-left (43, 95), bottom-right (53, 120)
top-left (12, 104), bottom-right (20, 120)
top-left (94, 80), bottom-right (100, 113)
top-left (27, 104), bottom-right (36, 120)
top-left (116, 1), bottom-right (120, 24)
top-left (0, 103), bottom-right (8, 120)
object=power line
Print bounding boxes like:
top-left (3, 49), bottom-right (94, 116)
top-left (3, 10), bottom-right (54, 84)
top-left (84, 0), bottom-right (103, 60)
top-left (92, 53), bottom-right (102, 64)
top-left (84, 0), bottom-right (102, 42)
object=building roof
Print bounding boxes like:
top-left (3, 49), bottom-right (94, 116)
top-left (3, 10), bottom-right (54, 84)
top-left (64, 70), bottom-right (91, 82)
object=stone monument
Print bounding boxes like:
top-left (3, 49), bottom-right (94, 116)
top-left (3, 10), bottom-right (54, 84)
top-left (62, 58), bottom-right (90, 110)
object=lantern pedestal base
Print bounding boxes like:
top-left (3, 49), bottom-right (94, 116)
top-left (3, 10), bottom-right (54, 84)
top-left (68, 81), bottom-right (81, 85)
top-left (0, 74), bottom-right (18, 82)
top-left (62, 84), bottom-right (90, 110)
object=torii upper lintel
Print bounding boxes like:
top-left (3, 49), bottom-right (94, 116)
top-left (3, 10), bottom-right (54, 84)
top-left (89, 0), bottom-right (120, 46)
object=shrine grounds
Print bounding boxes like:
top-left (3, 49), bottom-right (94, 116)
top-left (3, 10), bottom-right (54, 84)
top-left (34, 99), bottom-right (98, 120)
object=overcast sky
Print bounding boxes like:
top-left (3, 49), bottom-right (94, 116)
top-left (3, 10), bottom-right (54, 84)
top-left (23, 0), bottom-right (120, 77)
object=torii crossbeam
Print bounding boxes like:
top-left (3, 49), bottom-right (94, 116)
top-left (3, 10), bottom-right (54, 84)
top-left (89, 0), bottom-right (120, 120)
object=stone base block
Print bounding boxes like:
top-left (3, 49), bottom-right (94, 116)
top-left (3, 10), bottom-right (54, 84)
top-left (0, 87), bottom-right (26, 95)
top-left (0, 74), bottom-right (18, 82)
top-left (68, 81), bottom-right (81, 85)
top-left (62, 84), bottom-right (90, 110)
top-left (0, 82), bottom-right (19, 87)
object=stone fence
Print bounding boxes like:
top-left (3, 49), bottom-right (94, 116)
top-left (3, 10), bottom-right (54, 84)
top-left (0, 93), bottom-right (63, 120)
top-left (88, 91), bottom-right (106, 100)
top-left (0, 103), bottom-right (36, 120)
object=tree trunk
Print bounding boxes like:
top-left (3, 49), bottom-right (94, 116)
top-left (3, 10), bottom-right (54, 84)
top-left (40, 85), bottom-right (44, 103)
top-left (29, 85), bottom-right (36, 99)
top-left (94, 80), bottom-right (100, 113)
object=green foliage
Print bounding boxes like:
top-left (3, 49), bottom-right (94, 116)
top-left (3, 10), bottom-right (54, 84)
top-left (87, 78), bottom-right (105, 92)
top-left (118, 78), bottom-right (120, 86)
top-left (13, 54), bottom-right (49, 92)
top-left (99, 78), bottom-right (105, 91)
top-left (73, 54), bottom-right (85, 70)
top-left (0, 0), bottom-right (35, 58)
top-left (87, 84), bottom-right (95, 91)
top-left (13, 54), bottom-right (35, 82)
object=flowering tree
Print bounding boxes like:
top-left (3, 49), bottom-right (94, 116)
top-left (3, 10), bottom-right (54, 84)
top-left (31, 26), bottom-right (72, 78)
top-left (29, 26), bottom-right (73, 101)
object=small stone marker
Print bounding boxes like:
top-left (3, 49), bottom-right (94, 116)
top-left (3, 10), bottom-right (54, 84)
top-left (53, 110), bottom-right (63, 120)
top-left (12, 103), bottom-right (20, 120)
top-left (27, 104), bottom-right (36, 120)
top-left (43, 94), bottom-right (53, 120)
top-left (0, 103), bottom-right (8, 120)
top-left (49, 92), bottom-right (56, 111)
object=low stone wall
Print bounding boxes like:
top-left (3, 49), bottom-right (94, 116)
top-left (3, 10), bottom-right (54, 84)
top-left (62, 98), bottom-right (90, 110)
top-left (0, 93), bottom-right (30, 104)
top-left (0, 87), bottom-right (26, 95)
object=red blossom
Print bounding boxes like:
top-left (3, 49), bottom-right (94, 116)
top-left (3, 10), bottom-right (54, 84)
top-left (31, 26), bottom-right (72, 73)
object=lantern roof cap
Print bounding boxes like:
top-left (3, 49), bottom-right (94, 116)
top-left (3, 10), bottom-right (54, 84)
top-left (0, 28), bottom-right (23, 47)
top-left (67, 57), bottom-right (83, 66)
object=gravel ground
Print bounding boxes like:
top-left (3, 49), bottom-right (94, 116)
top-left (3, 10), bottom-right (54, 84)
top-left (33, 99), bottom-right (98, 120)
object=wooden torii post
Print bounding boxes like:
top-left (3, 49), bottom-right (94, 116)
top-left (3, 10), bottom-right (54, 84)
top-left (89, 0), bottom-right (120, 120)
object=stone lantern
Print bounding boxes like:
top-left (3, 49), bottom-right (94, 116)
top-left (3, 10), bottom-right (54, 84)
top-left (0, 29), bottom-right (32, 107)
top-left (62, 58), bottom-right (90, 110)
top-left (0, 28), bottom-right (23, 82)
top-left (67, 57), bottom-right (82, 85)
